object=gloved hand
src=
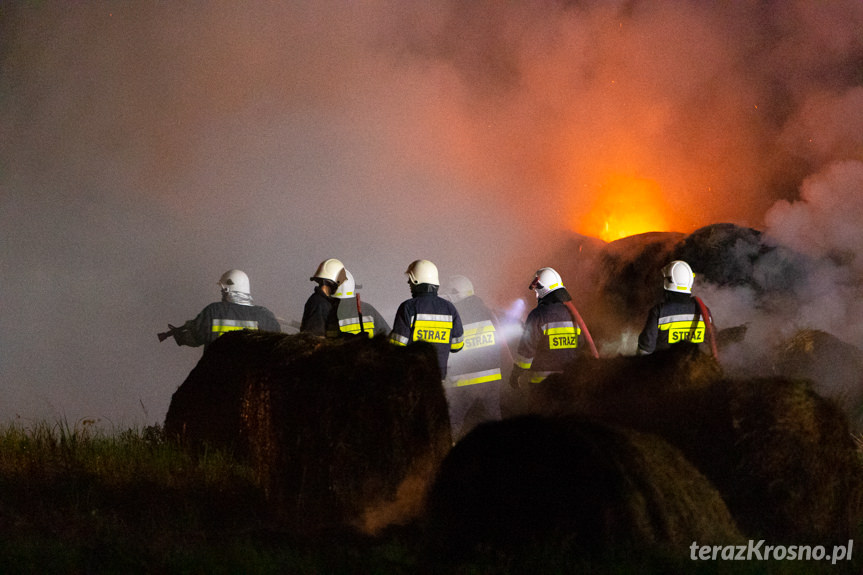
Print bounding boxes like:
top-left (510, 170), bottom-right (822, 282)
top-left (508, 366), bottom-right (524, 390)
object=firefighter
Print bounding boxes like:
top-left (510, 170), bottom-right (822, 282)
top-left (328, 269), bottom-right (390, 337)
top-left (508, 267), bottom-right (584, 391)
top-left (389, 259), bottom-right (464, 379)
top-left (637, 260), bottom-right (714, 354)
top-left (160, 269), bottom-right (281, 349)
top-left (440, 275), bottom-right (508, 442)
top-left (301, 258), bottom-right (346, 336)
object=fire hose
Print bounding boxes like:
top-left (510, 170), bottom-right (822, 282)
top-left (356, 292), bottom-right (365, 337)
top-left (693, 295), bottom-right (719, 359)
top-left (563, 301), bottom-right (599, 359)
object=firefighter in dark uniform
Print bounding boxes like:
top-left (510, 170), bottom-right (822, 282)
top-left (441, 275), bottom-right (508, 442)
top-left (327, 269), bottom-right (390, 337)
top-left (509, 267), bottom-right (583, 391)
top-left (389, 259), bottom-right (464, 379)
top-left (637, 260), bottom-right (713, 354)
top-left (163, 269), bottom-right (281, 350)
top-left (301, 258), bottom-right (346, 336)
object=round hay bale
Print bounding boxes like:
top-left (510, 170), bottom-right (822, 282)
top-left (531, 342), bottom-right (722, 419)
top-left (424, 415), bottom-right (743, 560)
top-left (163, 330), bottom-right (316, 451)
top-left (261, 334), bottom-right (451, 534)
top-left (727, 377), bottom-right (863, 544)
top-left (165, 330), bottom-right (452, 534)
top-left (531, 345), bottom-right (863, 543)
top-left (773, 329), bottom-right (863, 432)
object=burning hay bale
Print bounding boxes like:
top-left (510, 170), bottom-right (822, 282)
top-left (531, 343), bottom-right (863, 544)
top-left (424, 414), bottom-right (743, 559)
top-left (674, 223), bottom-right (766, 288)
top-left (165, 330), bottom-right (452, 534)
top-left (773, 328), bottom-right (863, 432)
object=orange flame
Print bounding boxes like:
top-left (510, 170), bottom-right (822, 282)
top-left (578, 175), bottom-right (669, 242)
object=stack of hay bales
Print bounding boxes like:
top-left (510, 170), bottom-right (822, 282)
top-left (165, 330), bottom-right (452, 534)
top-left (531, 343), bottom-right (863, 544)
top-left (425, 414), bottom-right (743, 558)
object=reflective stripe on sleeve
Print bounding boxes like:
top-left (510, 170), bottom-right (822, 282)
top-left (390, 333), bottom-right (409, 346)
top-left (529, 370), bottom-right (558, 384)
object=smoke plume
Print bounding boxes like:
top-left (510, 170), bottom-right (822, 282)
top-left (1, 1), bottom-right (861, 426)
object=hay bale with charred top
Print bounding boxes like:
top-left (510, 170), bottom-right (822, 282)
top-left (532, 343), bottom-right (863, 543)
top-left (165, 330), bottom-right (452, 534)
top-left (424, 414), bottom-right (743, 562)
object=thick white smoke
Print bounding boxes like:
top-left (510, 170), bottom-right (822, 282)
top-left (763, 160), bottom-right (863, 341)
top-left (1, 1), bottom-right (861, 426)
top-left (695, 160), bottom-right (863, 381)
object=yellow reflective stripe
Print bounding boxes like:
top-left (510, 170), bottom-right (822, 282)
top-left (658, 320), bottom-right (704, 331)
top-left (414, 317), bottom-right (453, 344)
top-left (340, 316), bottom-right (375, 336)
top-left (389, 333), bottom-right (409, 346)
top-left (211, 319), bottom-right (259, 334)
top-left (461, 320), bottom-right (496, 349)
top-left (447, 369), bottom-right (502, 388)
top-left (658, 314), bottom-right (699, 326)
top-left (515, 353), bottom-right (533, 369)
top-left (545, 326), bottom-right (579, 335)
top-left (414, 319), bottom-right (452, 330)
top-left (542, 321), bottom-right (579, 349)
top-left (341, 324), bottom-right (375, 336)
top-left (543, 321), bottom-right (577, 335)
top-left (660, 319), bottom-right (706, 343)
top-left (463, 332), bottom-right (496, 349)
top-left (529, 370), bottom-right (557, 384)
top-left (415, 313), bottom-right (453, 323)
top-left (451, 340), bottom-right (464, 351)
top-left (462, 320), bottom-right (495, 336)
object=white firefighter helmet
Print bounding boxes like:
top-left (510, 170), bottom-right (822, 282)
top-left (333, 269), bottom-right (356, 299)
top-left (310, 258), bottom-right (347, 286)
top-left (218, 269), bottom-right (250, 294)
top-left (529, 267), bottom-right (564, 299)
top-left (662, 260), bottom-right (694, 293)
top-left (443, 275), bottom-right (474, 304)
top-left (406, 259), bottom-right (439, 286)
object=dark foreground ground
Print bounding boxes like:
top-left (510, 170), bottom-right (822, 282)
top-left (1, 421), bottom-right (860, 575)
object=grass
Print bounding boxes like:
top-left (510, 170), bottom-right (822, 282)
top-left (0, 419), bottom-right (415, 574)
top-left (1, 419), bottom-right (861, 574)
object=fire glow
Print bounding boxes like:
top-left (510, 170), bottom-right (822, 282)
top-left (579, 175), bottom-right (670, 242)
